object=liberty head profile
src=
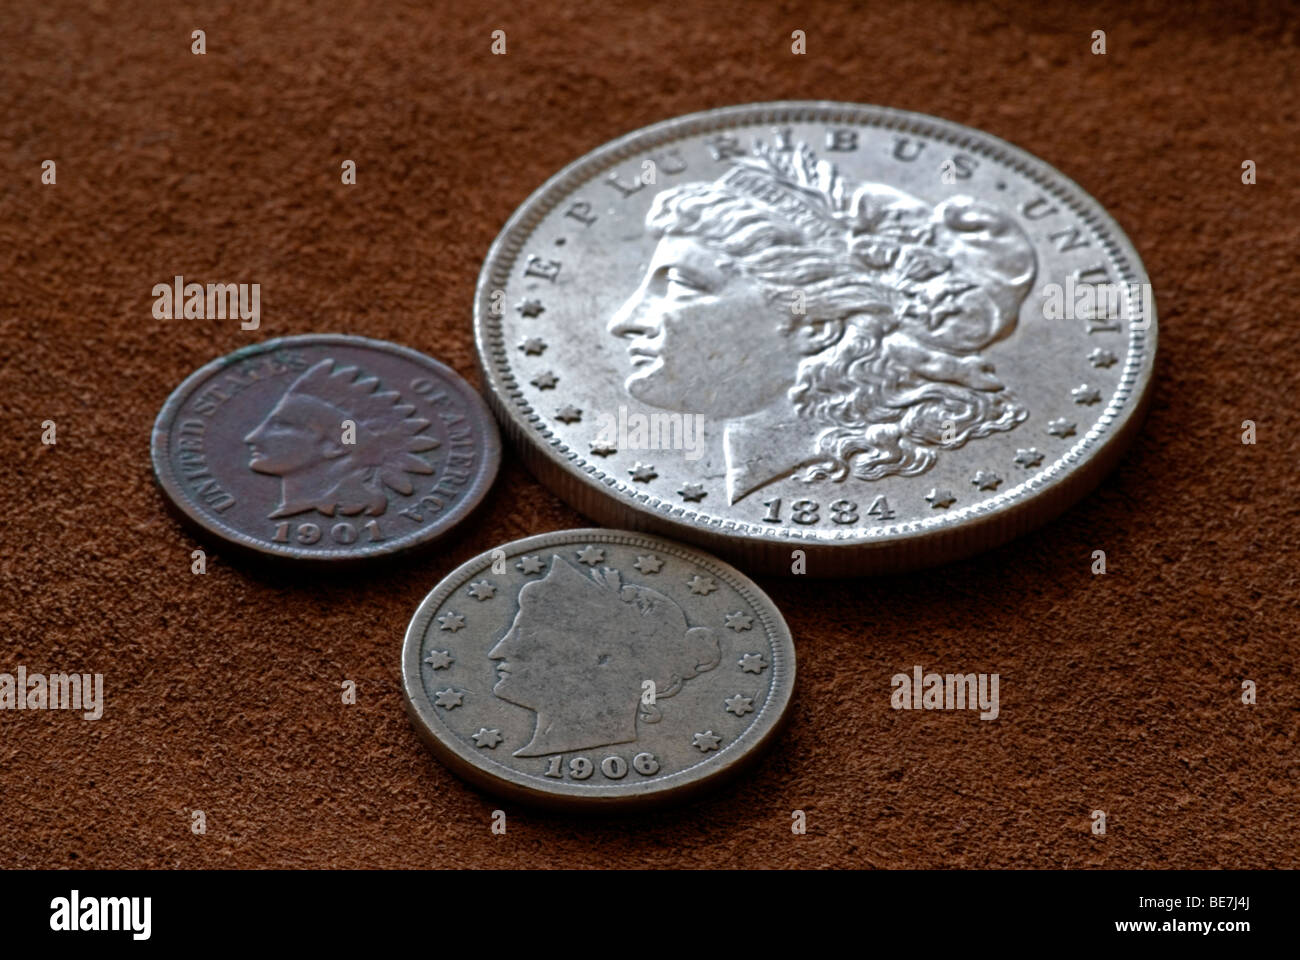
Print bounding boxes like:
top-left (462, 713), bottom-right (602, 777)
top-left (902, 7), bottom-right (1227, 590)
top-left (489, 558), bottom-right (721, 757)
top-left (607, 137), bottom-right (1038, 504)
top-left (244, 359), bottom-right (440, 518)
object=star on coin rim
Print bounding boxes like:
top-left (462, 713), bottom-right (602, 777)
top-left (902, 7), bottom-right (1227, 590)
top-left (151, 333), bottom-right (502, 563)
top-left (400, 528), bottom-right (796, 810)
top-left (474, 102), bottom-right (1156, 570)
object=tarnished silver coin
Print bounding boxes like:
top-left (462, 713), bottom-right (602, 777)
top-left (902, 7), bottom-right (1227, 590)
top-left (475, 102), bottom-right (1156, 575)
top-left (401, 529), bottom-right (795, 809)
top-left (151, 334), bottom-right (500, 562)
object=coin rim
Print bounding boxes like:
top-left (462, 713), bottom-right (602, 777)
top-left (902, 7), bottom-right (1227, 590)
top-left (401, 528), bottom-right (797, 810)
top-left (150, 333), bottom-right (502, 562)
top-left (473, 100), bottom-right (1158, 574)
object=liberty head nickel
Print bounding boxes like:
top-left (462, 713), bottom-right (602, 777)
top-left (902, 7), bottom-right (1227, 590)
top-left (475, 102), bottom-right (1156, 575)
top-left (151, 334), bottom-right (501, 562)
top-left (401, 529), bottom-right (795, 809)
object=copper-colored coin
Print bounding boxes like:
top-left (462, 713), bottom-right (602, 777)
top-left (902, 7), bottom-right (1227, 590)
top-left (151, 334), bottom-right (500, 562)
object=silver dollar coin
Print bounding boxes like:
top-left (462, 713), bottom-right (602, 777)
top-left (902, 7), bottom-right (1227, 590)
top-left (401, 529), bottom-right (795, 809)
top-left (151, 334), bottom-right (500, 562)
top-left (475, 102), bottom-right (1157, 575)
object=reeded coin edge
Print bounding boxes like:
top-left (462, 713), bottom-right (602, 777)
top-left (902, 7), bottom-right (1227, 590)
top-left (150, 334), bottom-right (502, 562)
top-left (400, 528), bottom-right (796, 805)
top-left (474, 101), bottom-right (1157, 550)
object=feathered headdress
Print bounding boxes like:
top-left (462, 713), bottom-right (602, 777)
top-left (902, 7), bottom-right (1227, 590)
top-left (285, 359), bottom-right (439, 495)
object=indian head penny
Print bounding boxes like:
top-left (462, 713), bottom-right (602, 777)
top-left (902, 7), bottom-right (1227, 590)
top-left (401, 529), bottom-right (796, 809)
top-left (151, 334), bottom-right (501, 562)
top-left (474, 102), bottom-right (1157, 575)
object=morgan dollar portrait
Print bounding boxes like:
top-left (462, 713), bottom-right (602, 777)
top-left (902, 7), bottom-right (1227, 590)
top-left (607, 139), bottom-right (1038, 504)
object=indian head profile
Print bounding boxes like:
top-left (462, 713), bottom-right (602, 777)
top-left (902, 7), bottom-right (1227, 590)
top-left (244, 359), bottom-right (440, 518)
top-left (607, 138), bottom-right (1038, 505)
top-left (489, 558), bottom-right (721, 757)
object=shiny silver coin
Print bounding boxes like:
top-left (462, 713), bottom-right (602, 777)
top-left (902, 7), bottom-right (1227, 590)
top-left (475, 102), bottom-right (1156, 575)
top-left (151, 334), bottom-right (500, 562)
top-left (401, 529), bottom-right (795, 809)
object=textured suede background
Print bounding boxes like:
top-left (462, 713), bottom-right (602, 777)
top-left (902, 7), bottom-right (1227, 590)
top-left (1, 0), bottom-right (1297, 869)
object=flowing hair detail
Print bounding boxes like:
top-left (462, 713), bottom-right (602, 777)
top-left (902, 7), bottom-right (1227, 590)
top-left (643, 141), bottom-right (1036, 484)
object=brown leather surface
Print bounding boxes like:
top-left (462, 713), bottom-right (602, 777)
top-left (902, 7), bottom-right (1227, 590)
top-left (2, 0), bottom-right (1297, 869)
